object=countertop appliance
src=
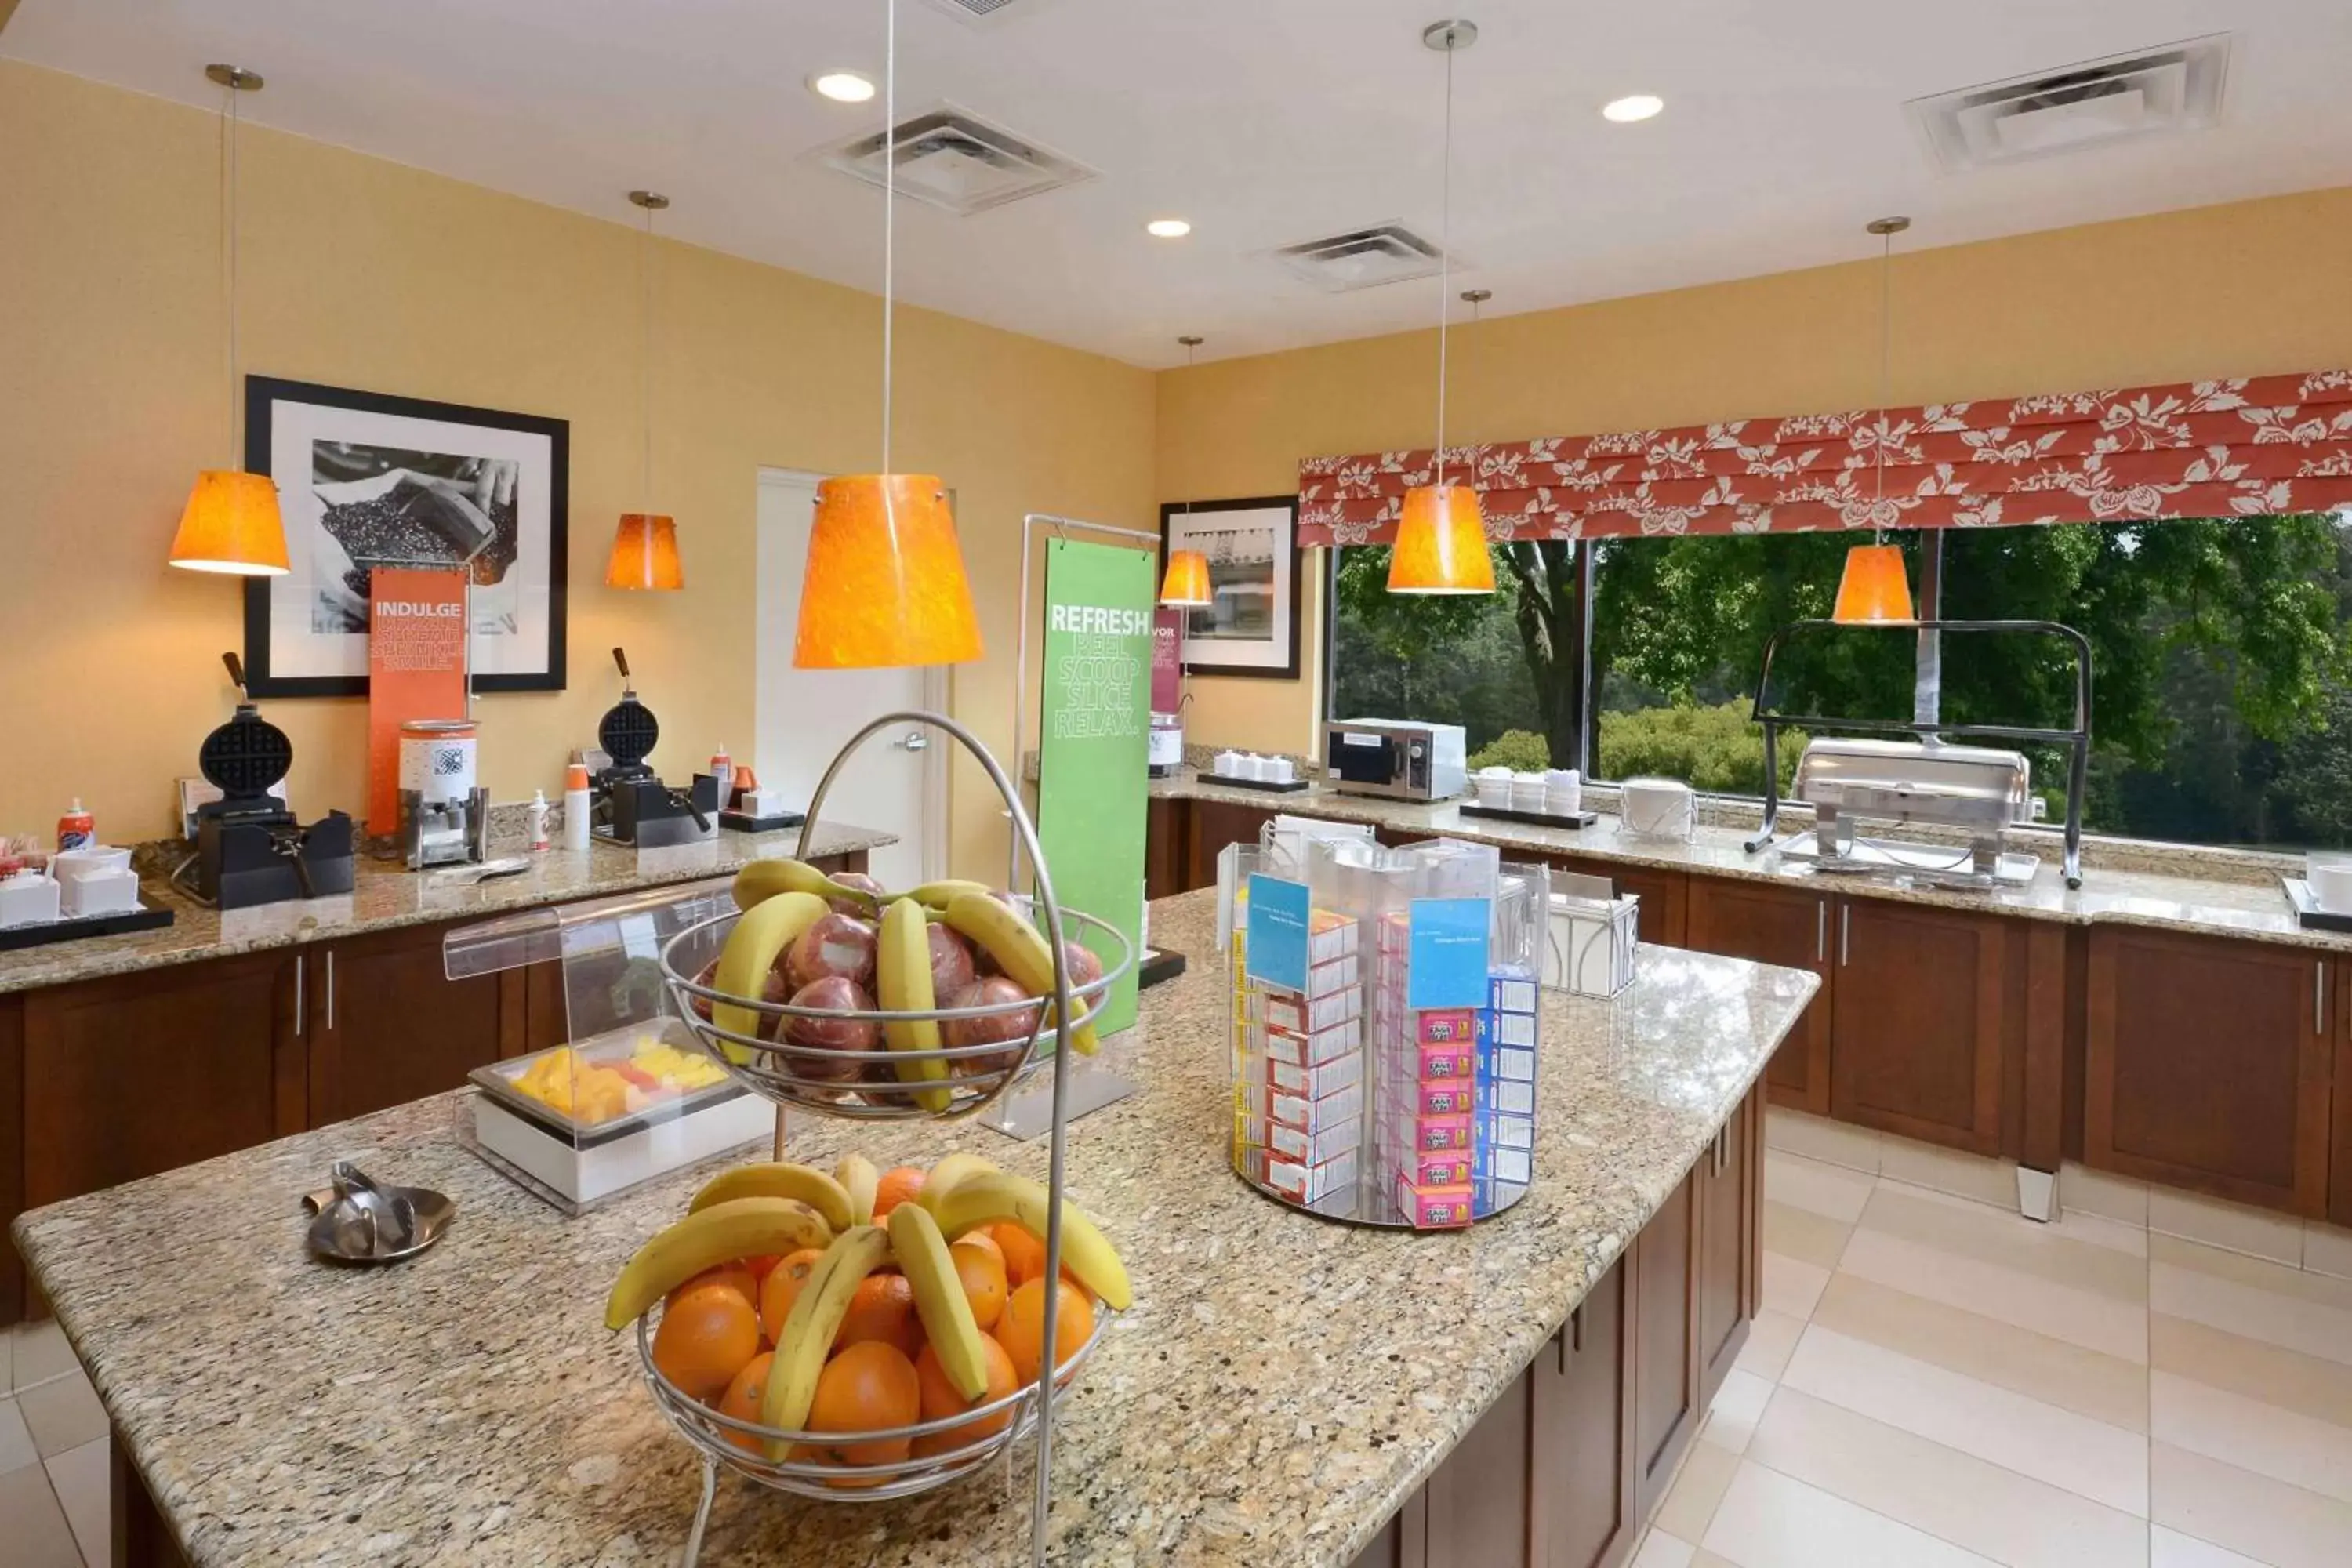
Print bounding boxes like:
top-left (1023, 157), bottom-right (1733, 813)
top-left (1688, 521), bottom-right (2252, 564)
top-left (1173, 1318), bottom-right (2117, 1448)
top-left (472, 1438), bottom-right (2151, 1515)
top-left (1324, 718), bottom-right (1467, 801)
top-left (1148, 710), bottom-right (1185, 778)
top-left (396, 718), bottom-right (492, 870)
top-left (1744, 618), bottom-right (2092, 890)
top-left (187, 652), bottom-right (355, 909)
top-left (588, 648), bottom-right (717, 848)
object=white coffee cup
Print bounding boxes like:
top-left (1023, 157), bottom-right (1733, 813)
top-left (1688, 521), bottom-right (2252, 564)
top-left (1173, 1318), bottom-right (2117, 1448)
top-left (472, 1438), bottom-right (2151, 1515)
top-left (1266, 756), bottom-right (1297, 785)
top-left (2310, 856), bottom-right (2352, 913)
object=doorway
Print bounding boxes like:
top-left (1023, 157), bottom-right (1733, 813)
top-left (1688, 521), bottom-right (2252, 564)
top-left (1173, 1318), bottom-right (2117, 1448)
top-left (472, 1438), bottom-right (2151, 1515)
top-left (754, 469), bottom-right (946, 888)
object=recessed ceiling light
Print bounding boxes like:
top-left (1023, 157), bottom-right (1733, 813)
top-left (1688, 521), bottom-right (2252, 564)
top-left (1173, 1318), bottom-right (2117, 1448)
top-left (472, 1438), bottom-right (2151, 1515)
top-left (1602, 94), bottom-right (1664, 123)
top-left (810, 71), bottom-right (877, 104)
top-left (1145, 219), bottom-right (1192, 239)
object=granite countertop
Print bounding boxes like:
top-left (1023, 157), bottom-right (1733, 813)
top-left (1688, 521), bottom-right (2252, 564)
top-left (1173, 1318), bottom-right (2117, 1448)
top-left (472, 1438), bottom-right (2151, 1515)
top-left (0, 822), bottom-right (897, 998)
top-left (1155, 771), bottom-right (2352, 956)
top-left (13, 889), bottom-right (1813, 1567)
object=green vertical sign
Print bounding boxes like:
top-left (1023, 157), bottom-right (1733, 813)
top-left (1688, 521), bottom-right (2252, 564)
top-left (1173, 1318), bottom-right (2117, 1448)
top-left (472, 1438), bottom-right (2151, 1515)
top-left (1037, 537), bottom-right (1154, 1036)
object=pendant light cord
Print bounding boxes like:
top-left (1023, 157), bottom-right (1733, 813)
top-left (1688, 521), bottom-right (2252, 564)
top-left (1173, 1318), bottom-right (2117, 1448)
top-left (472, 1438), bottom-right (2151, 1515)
top-left (641, 202), bottom-right (655, 514)
top-left (881, 0), bottom-right (896, 477)
top-left (1434, 38), bottom-right (1454, 489)
top-left (221, 82), bottom-right (240, 465)
top-left (1183, 337), bottom-right (1196, 521)
top-left (1873, 225), bottom-right (1892, 542)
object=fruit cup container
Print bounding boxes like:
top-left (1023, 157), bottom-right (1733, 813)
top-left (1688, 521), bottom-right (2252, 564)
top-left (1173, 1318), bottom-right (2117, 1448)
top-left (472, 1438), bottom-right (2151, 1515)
top-left (658, 898), bottom-right (1134, 1123)
top-left (634, 1299), bottom-right (1113, 1503)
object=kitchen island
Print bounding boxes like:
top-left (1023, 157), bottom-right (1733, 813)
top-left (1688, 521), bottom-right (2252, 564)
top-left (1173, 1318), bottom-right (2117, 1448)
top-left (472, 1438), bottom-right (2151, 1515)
top-left (14, 888), bottom-right (1814, 1567)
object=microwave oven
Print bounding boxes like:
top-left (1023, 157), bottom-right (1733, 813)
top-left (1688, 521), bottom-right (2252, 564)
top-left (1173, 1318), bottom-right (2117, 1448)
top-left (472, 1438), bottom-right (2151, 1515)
top-left (1323, 719), bottom-right (1468, 801)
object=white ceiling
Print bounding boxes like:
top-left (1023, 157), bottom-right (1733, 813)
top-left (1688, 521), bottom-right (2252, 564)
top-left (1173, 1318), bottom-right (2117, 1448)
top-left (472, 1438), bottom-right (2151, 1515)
top-left (9, 0), bottom-right (2352, 368)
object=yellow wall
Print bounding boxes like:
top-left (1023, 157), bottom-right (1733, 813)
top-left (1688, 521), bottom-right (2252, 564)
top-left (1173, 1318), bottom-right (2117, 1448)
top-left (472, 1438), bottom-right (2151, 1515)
top-left (0, 61), bottom-right (1156, 877)
top-left (1160, 184), bottom-right (2352, 757)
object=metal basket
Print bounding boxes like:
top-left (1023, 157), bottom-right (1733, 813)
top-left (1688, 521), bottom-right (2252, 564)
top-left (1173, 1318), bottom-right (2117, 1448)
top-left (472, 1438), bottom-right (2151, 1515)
top-left (657, 900), bottom-right (1133, 1122)
top-left (635, 1302), bottom-right (1112, 1504)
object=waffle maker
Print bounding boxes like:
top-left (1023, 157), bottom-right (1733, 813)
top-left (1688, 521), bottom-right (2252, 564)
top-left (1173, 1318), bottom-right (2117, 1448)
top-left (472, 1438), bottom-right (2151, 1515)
top-left (191, 653), bottom-right (356, 909)
top-left (590, 647), bottom-right (717, 848)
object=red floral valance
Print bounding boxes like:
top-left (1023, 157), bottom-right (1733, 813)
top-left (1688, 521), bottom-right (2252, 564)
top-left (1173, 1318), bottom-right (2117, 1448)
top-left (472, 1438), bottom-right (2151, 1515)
top-left (1298, 369), bottom-right (2352, 547)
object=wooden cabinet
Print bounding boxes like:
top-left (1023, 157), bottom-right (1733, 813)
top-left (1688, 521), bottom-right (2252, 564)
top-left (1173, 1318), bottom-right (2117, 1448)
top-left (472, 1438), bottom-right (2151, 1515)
top-left (0, 997), bottom-right (24, 1322)
top-left (1145, 797), bottom-right (1189, 902)
top-left (1695, 1091), bottom-right (1760, 1408)
top-left (1532, 1258), bottom-right (1634, 1568)
top-left (1548, 856), bottom-right (1687, 949)
top-left (1186, 800), bottom-right (1277, 891)
top-left (2332, 959), bottom-right (2352, 1229)
top-left (1424, 1363), bottom-right (1536, 1568)
top-left (1628, 1171), bottom-right (1698, 1523)
top-left (1686, 880), bottom-right (1833, 1115)
top-left (2088, 927), bottom-right (2332, 1218)
top-left (1830, 900), bottom-right (2007, 1156)
top-left (307, 920), bottom-right (528, 1126)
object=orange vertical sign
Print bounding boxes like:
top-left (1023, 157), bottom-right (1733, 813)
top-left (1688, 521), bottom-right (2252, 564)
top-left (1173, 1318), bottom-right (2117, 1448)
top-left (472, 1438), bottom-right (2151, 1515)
top-left (368, 568), bottom-right (470, 834)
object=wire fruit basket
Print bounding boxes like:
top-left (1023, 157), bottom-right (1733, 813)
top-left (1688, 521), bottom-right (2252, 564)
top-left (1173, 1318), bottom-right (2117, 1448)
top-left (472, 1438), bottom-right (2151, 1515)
top-left (659, 900), bottom-right (1131, 1122)
top-left (625, 710), bottom-right (1124, 1566)
top-left (635, 1301), bottom-right (1112, 1504)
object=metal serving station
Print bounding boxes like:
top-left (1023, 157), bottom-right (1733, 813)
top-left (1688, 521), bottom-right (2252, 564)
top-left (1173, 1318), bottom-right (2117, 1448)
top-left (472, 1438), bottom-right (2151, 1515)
top-left (1744, 619), bottom-right (2094, 891)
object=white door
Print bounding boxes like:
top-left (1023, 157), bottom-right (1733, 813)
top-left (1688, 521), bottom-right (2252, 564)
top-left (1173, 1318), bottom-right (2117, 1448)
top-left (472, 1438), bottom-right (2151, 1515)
top-left (754, 470), bottom-right (943, 888)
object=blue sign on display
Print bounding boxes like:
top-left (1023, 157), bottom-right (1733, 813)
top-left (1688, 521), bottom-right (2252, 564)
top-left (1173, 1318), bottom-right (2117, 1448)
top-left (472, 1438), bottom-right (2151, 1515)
top-left (1408, 897), bottom-right (1493, 1010)
top-left (1245, 874), bottom-right (1312, 993)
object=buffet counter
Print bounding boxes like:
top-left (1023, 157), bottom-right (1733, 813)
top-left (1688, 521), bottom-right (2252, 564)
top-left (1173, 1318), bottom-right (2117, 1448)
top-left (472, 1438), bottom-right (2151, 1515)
top-left (13, 888), bottom-right (1814, 1567)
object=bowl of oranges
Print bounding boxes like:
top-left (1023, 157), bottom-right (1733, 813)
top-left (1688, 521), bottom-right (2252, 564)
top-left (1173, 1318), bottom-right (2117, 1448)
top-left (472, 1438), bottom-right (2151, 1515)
top-left (608, 1151), bottom-right (1126, 1500)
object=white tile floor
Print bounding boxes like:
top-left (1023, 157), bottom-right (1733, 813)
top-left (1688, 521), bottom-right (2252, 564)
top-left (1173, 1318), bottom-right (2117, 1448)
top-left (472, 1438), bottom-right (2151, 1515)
top-left (1634, 1114), bottom-right (2352, 1567)
top-left (9, 1112), bottom-right (2352, 1566)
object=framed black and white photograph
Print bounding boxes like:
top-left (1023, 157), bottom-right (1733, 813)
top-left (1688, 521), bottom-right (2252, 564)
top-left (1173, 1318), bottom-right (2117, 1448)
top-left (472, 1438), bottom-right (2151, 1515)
top-left (1159, 494), bottom-right (1301, 680)
top-left (241, 376), bottom-right (568, 696)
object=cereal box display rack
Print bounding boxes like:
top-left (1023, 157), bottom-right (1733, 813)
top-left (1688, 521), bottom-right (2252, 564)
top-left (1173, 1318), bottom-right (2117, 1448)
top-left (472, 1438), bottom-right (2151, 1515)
top-left (1218, 815), bottom-right (1548, 1229)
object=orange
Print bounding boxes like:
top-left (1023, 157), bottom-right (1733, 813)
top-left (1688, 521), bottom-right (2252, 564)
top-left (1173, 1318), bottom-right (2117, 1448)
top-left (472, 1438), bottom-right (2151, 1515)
top-left (950, 1236), bottom-right (1008, 1330)
top-left (911, 1335), bottom-right (1018, 1459)
top-left (666, 1263), bottom-right (757, 1316)
top-left (757, 1248), bottom-right (824, 1345)
top-left (996, 1277), bottom-right (1094, 1386)
top-left (835, 1271), bottom-right (922, 1357)
top-left (714, 1350), bottom-right (774, 1452)
top-left (652, 1286), bottom-right (761, 1402)
top-left (806, 1340), bottom-right (921, 1468)
top-left (742, 1254), bottom-right (783, 1287)
top-left (872, 1165), bottom-right (927, 1220)
top-left (989, 1220), bottom-right (1047, 1287)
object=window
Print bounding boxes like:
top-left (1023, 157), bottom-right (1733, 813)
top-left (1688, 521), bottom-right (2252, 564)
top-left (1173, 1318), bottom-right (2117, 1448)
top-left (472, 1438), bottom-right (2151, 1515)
top-left (1327, 513), bottom-right (2352, 849)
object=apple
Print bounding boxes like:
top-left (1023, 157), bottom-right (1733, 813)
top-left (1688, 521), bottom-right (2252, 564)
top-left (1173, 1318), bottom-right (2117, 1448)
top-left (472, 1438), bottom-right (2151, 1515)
top-left (785, 912), bottom-right (878, 991)
top-left (778, 975), bottom-right (876, 1083)
top-left (688, 958), bottom-right (789, 1036)
top-left (1057, 939), bottom-right (1105, 996)
top-left (942, 975), bottom-right (1042, 1080)
top-left (827, 870), bottom-right (886, 918)
top-left (927, 922), bottom-right (978, 999)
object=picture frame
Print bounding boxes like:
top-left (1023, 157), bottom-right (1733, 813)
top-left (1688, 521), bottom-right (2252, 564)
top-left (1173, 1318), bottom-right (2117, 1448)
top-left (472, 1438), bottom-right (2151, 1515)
top-left (1158, 494), bottom-right (1302, 680)
top-left (240, 376), bottom-right (569, 697)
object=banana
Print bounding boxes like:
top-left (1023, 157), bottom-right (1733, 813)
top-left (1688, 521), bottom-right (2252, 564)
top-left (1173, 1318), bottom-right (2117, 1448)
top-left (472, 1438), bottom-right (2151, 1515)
top-left (603, 1197), bottom-right (834, 1330)
top-left (760, 1224), bottom-right (894, 1448)
top-left (888, 1203), bottom-right (990, 1401)
top-left (834, 1153), bottom-right (879, 1226)
top-left (731, 858), bottom-right (877, 915)
top-left (923, 1170), bottom-right (1132, 1312)
top-left (893, 877), bottom-right (993, 910)
top-left (709, 891), bottom-right (829, 1062)
top-left (941, 891), bottom-right (1101, 1056)
top-left (876, 898), bottom-right (952, 1112)
top-left (917, 1152), bottom-right (999, 1214)
top-left (688, 1162), bottom-right (855, 1232)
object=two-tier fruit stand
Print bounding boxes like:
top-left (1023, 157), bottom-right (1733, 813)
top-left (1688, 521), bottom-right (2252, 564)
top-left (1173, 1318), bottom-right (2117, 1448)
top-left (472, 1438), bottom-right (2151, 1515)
top-left (652, 712), bottom-right (1131, 1567)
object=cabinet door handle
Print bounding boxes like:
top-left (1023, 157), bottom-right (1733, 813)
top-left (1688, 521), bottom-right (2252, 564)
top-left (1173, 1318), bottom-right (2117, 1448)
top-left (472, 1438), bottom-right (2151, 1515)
top-left (1817, 900), bottom-right (1827, 964)
top-left (325, 950), bottom-right (336, 1032)
top-left (2319, 962), bottom-right (2328, 1036)
top-left (294, 953), bottom-right (305, 1037)
top-left (1839, 905), bottom-right (1851, 967)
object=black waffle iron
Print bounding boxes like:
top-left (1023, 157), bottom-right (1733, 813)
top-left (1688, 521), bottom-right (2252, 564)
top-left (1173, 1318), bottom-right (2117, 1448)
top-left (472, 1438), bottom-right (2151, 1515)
top-left (193, 654), bottom-right (356, 909)
top-left (590, 648), bottom-right (716, 848)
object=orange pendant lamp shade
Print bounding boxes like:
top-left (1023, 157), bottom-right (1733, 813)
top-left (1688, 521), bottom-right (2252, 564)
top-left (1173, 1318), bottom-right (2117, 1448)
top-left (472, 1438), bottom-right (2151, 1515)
top-left (1387, 484), bottom-right (1494, 594)
top-left (793, 474), bottom-right (983, 668)
top-left (168, 470), bottom-right (289, 575)
top-left (605, 513), bottom-right (684, 590)
top-left (1159, 549), bottom-right (1212, 608)
top-left (1832, 542), bottom-right (1916, 623)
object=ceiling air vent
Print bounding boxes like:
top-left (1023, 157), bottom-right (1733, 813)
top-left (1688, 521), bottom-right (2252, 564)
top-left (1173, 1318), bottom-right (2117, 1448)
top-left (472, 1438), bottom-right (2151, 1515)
top-left (1270, 222), bottom-right (1450, 294)
top-left (1907, 34), bottom-right (2230, 173)
top-left (920, 0), bottom-right (1061, 24)
top-left (822, 104), bottom-right (1095, 216)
